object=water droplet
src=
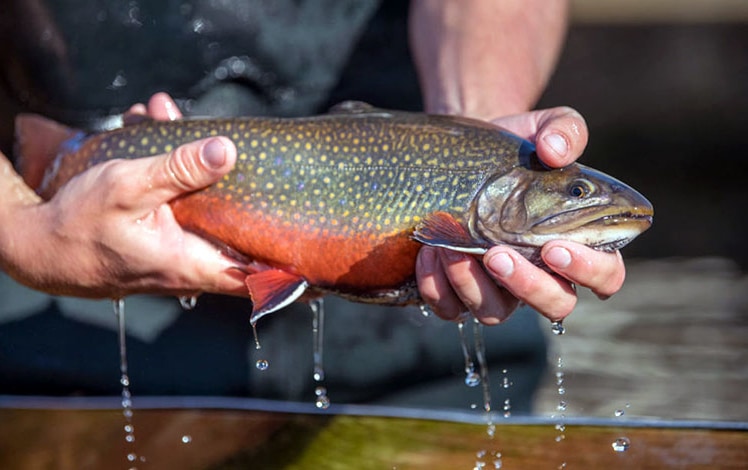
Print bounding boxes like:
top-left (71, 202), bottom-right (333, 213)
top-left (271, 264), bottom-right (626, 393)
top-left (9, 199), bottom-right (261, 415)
top-left (557, 401), bottom-right (567, 412)
top-left (558, 462), bottom-right (567, 469)
top-left (123, 409), bottom-right (133, 419)
top-left (551, 320), bottom-right (565, 335)
top-left (614, 409), bottom-right (625, 417)
top-left (124, 424), bottom-right (133, 433)
top-left (181, 435), bottom-right (192, 444)
top-left (611, 437), bottom-right (631, 452)
top-left (486, 424), bottom-right (496, 438)
top-left (557, 386), bottom-right (566, 395)
top-left (251, 322), bottom-right (261, 350)
top-left (178, 295), bottom-right (198, 310)
top-left (310, 299), bottom-right (325, 384)
top-left (555, 434), bottom-right (565, 442)
top-left (418, 304), bottom-right (434, 317)
top-left (465, 371), bottom-right (481, 387)
top-left (255, 359), bottom-right (269, 371)
top-left (120, 375), bottom-right (130, 387)
top-left (315, 395), bottom-right (330, 410)
top-left (127, 453), bottom-right (137, 462)
top-left (555, 423), bottom-right (566, 432)
top-left (315, 386), bottom-right (327, 397)
top-left (470, 403), bottom-right (478, 410)
top-left (125, 434), bottom-right (135, 443)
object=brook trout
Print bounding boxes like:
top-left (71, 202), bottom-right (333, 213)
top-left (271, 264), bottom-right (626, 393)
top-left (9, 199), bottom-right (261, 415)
top-left (16, 102), bottom-right (653, 323)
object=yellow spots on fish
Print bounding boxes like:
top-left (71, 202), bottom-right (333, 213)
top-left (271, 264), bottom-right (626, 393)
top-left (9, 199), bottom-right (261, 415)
top-left (305, 142), bottom-right (312, 151)
top-left (164, 144), bottom-right (173, 152)
top-left (239, 152), bottom-right (248, 161)
top-left (332, 145), bottom-right (339, 153)
top-left (259, 152), bottom-right (267, 161)
top-left (320, 155), bottom-right (328, 163)
top-left (294, 154), bottom-right (302, 163)
top-left (256, 167), bottom-right (264, 175)
top-left (194, 131), bottom-right (202, 138)
top-left (250, 139), bottom-right (258, 148)
top-left (382, 144), bottom-right (390, 152)
top-left (271, 136), bottom-right (278, 145)
top-left (422, 143), bottom-right (431, 151)
top-left (415, 184), bottom-right (424, 193)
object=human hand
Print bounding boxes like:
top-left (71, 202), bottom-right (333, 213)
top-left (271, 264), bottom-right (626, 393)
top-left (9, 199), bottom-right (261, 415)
top-left (1, 94), bottom-right (247, 298)
top-left (416, 107), bottom-right (626, 325)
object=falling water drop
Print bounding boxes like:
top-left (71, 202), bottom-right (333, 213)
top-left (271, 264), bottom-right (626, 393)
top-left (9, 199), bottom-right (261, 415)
top-left (251, 322), bottom-right (262, 350)
top-left (314, 386), bottom-right (330, 409)
top-left (550, 320), bottom-right (565, 335)
top-left (611, 437), bottom-right (631, 452)
top-left (113, 299), bottom-right (139, 468)
top-left (181, 435), bottom-right (192, 444)
top-left (178, 295), bottom-right (198, 310)
top-left (553, 355), bottom-right (566, 444)
top-left (614, 409), bottom-right (625, 417)
top-left (472, 319), bottom-right (492, 413)
top-left (418, 304), bottom-right (434, 317)
top-left (255, 359), bottom-right (269, 371)
top-left (503, 398), bottom-right (511, 418)
top-left (310, 299), bottom-right (326, 383)
top-left (457, 321), bottom-right (480, 387)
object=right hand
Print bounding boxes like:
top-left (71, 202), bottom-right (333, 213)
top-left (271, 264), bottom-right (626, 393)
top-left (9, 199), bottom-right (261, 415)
top-left (1, 93), bottom-right (248, 298)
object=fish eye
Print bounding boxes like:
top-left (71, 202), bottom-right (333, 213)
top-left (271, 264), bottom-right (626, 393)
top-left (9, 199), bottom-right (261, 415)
top-left (568, 179), bottom-right (594, 198)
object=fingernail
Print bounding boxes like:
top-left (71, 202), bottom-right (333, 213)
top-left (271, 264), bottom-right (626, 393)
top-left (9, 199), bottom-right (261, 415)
top-left (418, 247), bottom-right (437, 275)
top-left (202, 138), bottom-right (227, 169)
top-left (546, 246), bottom-right (572, 269)
top-left (164, 100), bottom-right (179, 121)
top-left (543, 133), bottom-right (568, 158)
top-left (487, 252), bottom-right (514, 277)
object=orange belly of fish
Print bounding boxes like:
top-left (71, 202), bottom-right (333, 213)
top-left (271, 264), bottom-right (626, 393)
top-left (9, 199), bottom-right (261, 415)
top-left (170, 193), bottom-right (421, 293)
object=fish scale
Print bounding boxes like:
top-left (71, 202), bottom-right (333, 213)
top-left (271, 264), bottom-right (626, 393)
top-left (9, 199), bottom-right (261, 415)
top-left (20, 102), bottom-right (653, 322)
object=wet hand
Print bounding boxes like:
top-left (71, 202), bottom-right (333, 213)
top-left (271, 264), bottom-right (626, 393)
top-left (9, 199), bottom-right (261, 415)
top-left (416, 107), bottom-right (626, 325)
top-left (5, 94), bottom-right (247, 298)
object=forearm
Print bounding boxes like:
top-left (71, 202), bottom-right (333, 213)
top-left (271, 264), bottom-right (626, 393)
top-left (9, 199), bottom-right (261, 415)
top-left (409, 0), bottom-right (569, 119)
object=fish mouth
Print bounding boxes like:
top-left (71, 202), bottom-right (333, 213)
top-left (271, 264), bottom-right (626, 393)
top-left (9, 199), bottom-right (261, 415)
top-left (532, 205), bottom-right (653, 233)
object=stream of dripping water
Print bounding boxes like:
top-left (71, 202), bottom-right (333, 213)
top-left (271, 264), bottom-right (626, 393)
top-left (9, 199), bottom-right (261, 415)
top-left (113, 299), bottom-right (142, 468)
top-left (309, 298), bottom-right (330, 409)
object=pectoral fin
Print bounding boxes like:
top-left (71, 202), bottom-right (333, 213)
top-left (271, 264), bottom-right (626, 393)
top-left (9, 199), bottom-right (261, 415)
top-left (245, 269), bottom-right (308, 325)
top-left (413, 212), bottom-right (489, 255)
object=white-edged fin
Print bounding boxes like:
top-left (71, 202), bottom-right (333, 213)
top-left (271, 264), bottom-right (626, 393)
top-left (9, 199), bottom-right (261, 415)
top-left (413, 211), bottom-right (489, 255)
top-left (246, 269), bottom-right (309, 325)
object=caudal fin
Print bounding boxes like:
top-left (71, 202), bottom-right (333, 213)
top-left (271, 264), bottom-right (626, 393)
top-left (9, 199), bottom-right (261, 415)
top-left (14, 114), bottom-right (79, 190)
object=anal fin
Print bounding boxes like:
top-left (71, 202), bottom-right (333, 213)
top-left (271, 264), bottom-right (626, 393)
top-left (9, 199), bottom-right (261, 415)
top-left (246, 269), bottom-right (308, 325)
top-left (413, 212), bottom-right (489, 255)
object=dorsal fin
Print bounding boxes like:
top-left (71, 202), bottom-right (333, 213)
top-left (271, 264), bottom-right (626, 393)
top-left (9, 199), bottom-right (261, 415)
top-left (245, 269), bottom-right (308, 325)
top-left (412, 212), bottom-right (489, 255)
top-left (14, 114), bottom-right (81, 190)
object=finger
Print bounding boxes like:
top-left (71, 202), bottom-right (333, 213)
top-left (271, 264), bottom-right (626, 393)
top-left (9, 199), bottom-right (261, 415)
top-left (542, 241), bottom-right (625, 300)
top-left (122, 103), bottom-right (149, 126)
top-left (492, 106), bottom-right (589, 168)
top-left (416, 246), bottom-right (465, 321)
top-left (147, 92), bottom-right (182, 121)
top-left (138, 137), bottom-right (236, 209)
top-left (484, 246), bottom-right (577, 322)
top-left (438, 249), bottom-right (517, 325)
top-left (534, 107), bottom-right (589, 167)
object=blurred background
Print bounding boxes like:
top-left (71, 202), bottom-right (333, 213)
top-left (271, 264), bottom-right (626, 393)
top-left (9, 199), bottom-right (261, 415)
top-left (532, 0), bottom-right (748, 422)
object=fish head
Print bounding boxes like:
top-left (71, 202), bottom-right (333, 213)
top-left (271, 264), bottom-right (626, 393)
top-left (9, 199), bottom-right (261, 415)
top-left (472, 160), bottom-right (653, 256)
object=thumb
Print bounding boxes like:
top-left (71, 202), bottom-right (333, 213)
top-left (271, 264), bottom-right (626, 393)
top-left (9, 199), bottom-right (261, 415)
top-left (142, 136), bottom-right (237, 207)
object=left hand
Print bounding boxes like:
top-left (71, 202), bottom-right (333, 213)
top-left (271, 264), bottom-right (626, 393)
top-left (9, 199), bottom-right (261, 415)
top-left (416, 107), bottom-right (626, 325)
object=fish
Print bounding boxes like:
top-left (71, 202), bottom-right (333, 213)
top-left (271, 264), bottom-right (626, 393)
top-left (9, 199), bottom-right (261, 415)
top-left (15, 101), bottom-right (653, 324)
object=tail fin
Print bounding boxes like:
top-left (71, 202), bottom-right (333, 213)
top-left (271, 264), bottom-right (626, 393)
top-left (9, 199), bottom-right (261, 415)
top-left (14, 114), bottom-right (79, 190)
